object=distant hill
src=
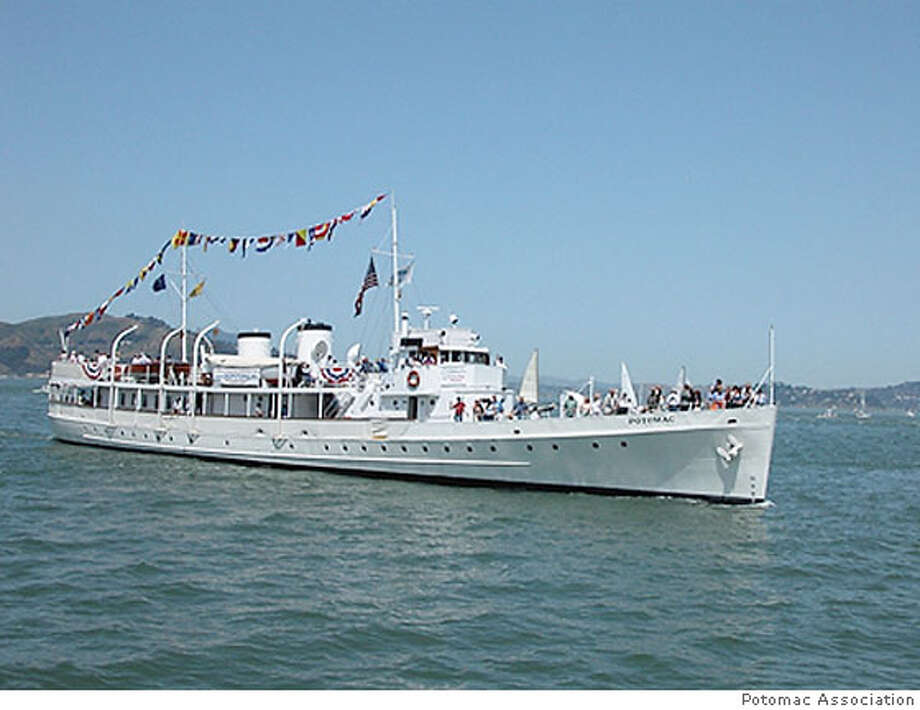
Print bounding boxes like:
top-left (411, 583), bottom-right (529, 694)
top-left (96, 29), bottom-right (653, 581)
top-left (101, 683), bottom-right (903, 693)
top-left (0, 313), bottom-right (234, 376)
top-left (774, 381), bottom-right (920, 412)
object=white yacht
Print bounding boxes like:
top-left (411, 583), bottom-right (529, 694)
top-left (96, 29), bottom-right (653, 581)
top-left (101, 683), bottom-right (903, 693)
top-left (46, 203), bottom-right (777, 503)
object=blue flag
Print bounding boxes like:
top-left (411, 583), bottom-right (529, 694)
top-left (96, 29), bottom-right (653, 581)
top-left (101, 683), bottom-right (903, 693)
top-left (152, 274), bottom-right (167, 292)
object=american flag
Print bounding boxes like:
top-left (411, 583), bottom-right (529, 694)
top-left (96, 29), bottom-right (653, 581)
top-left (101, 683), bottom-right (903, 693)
top-left (354, 257), bottom-right (379, 317)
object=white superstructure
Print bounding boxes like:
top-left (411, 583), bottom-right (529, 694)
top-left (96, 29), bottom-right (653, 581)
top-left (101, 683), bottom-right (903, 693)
top-left (46, 202), bottom-right (777, 503)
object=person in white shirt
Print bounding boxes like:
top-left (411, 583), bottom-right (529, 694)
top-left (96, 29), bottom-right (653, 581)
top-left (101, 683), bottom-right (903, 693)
top-left (602, 389), bottom-right (617, 415)
top-left (590, 394), bottom-right (602, 416)
top-left (666, 389), bottom-right (680, 411)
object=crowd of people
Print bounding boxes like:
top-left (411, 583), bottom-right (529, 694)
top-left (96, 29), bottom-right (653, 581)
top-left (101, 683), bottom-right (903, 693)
top-left (563, 379), bottom-right (767, 418)
top-left (61, 350), bottom-right (157, 367)
top-left (400, 352), bottom-right (437, 368)
top-left (60, 349), bottom-right (110, 365)
top-left (356, 356), bottom-right (390, 373)
top-left (451, 395), bottom-right (535, 422)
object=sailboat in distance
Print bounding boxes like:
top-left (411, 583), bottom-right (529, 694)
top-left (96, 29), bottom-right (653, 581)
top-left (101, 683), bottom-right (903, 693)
top-left (855, 391), bottom-right (871, 420)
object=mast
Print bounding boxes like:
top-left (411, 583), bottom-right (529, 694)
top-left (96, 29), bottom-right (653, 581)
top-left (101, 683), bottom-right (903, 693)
top-left (181, 240), bottom-right (188, 362)
top-left (391, 194), bottom-right (400, 355)
top-left (769, 324), bottom-right (775, 406)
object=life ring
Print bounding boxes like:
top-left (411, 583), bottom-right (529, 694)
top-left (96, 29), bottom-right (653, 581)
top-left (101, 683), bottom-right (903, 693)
top-left (407, 370), bottom-right (420, 389)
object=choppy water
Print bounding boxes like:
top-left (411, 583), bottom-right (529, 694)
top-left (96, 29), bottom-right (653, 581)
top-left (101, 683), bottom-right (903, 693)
top-left (1, 378), bottom-right (918, 688)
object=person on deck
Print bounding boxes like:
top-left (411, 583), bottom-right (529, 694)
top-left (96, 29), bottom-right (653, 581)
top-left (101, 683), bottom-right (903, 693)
top-left (666, 389), bottom-right (680, 411)
top-left (452, 397), bottom-right (466, 422)
top-left (680, 385), bottom-right (693, 411)
top-left (602, 389), bottom-right (617, 415)
top-left (513, 397), bottom-right (527, 419)
top-left (591, 393), bottom-right (602, 416)
top-left (473, 400), bottom-right (484, 421)
top-left (564, 395), bottom-right (577, 418)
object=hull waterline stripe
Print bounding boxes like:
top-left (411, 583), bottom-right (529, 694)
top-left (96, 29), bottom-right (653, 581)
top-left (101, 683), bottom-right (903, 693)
top-left (52, 435), bottom-right (764, 505)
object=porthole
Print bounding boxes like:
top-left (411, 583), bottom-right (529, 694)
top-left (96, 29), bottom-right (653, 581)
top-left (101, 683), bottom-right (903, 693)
top-left (342, 445), bottom-right (348, 452)
top-left (526, 444), bottom-right (533, 452)
top-left (422, 445), bottom-right (429, 453)
top-left (224, 440), bottom-right (230, 446)
top-left (381, 444), bottom-right (387, 452)
top-left (592, 442), bottom-right (600, 449)
top-left (466, 445), bottom-right (473, 453)
top-left (551, 443), bottom-right (559, 451)
top-left (490, 445), bottom-right (497, 452)
top-left (444, 445), bottom-right (451, 453)
top-left (513, 429), bottom-right (521, 435)
top-left (727, 418), bottom-right (738, 425)
top-left (288, 443), bottom-right (294, 450)
top-left (324, 444), bottom-right (330, 451)
top-left (401, 445), bottom-right (408, 453)
top-left (361, 444), bottom-right (367, 452)
top-left (620, 441), bottom-right (628, 448)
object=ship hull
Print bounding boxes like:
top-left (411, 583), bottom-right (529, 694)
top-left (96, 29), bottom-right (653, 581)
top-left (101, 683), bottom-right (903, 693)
top-left (48, 404), bottom-right (776, 504)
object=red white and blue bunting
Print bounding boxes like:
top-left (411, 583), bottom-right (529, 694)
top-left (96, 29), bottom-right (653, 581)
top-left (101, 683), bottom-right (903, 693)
top-left (320, 365), bottom-right (354, 385)
top-left (80, 360), bottom-right (105, 380)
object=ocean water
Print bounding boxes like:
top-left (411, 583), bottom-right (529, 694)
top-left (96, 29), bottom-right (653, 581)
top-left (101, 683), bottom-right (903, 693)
top-left (1, 378), bottom-right (918, 689)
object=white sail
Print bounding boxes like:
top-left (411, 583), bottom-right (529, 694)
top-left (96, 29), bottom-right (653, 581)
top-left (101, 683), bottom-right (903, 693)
top-left (518, 349), bottom-right (539, 404)
top-left (676, 365), bottom-right (688, 393)
top-left (620, 362), bottom-right (638, 408)
top-left (346, 342), bottom-right (362, 367)
top-left (856, 391), bottom-right (871, 419)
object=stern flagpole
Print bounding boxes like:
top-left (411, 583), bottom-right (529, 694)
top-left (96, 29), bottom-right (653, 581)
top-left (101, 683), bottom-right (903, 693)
top-left (391, 192), bottom-right (399, 356)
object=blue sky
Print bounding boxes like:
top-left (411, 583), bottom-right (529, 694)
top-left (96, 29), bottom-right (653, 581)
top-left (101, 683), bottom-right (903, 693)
top-left (2, 1), bottom-right (919, 388)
